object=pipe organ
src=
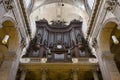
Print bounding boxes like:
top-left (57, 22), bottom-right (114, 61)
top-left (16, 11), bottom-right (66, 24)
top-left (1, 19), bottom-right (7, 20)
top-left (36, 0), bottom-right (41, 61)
top-left (23, 19), bottom-right (94, 62)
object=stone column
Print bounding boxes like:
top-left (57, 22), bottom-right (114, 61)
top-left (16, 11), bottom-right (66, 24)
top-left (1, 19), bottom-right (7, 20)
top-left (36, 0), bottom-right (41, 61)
top-left (0, 59), bottom-right (13, 80)
top-left (72, 69), bottom-right (78, 80)
top-left (20, 70), bottom-right (27, 80)
top-left (8, 50), bottom-right (22, 80)
top-left (102, 53), bottom-right (120, 80)
top-left (93, 71), bottom-right (99, 80)
top-left (97, 52), bottom-right (120, 80)
top-left (41, 69), bottom-right (47, 80)
top-left (0, 51), bottom-right (20, 80)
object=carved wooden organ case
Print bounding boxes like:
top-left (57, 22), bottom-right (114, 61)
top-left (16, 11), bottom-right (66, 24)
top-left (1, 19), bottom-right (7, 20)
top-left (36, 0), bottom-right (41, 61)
top-left (24, 19), bottom-right (94, 62)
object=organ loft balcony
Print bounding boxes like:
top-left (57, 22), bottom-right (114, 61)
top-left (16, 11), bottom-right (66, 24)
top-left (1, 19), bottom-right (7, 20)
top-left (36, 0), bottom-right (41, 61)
top-left (20, 19), bottom-right (97, 64)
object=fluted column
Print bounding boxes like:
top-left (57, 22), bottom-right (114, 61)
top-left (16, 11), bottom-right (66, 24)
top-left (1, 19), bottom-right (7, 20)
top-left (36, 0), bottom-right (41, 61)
top-left (93, 71), bottom-right (99, 80)
top-left (20, 70), bottom-right (26, 80)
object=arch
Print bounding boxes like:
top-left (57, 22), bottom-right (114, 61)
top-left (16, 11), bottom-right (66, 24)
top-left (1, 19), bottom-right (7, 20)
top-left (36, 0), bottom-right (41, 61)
top-left (30, 3), bottom-right (87, 23)
top-left (0, 16), bottom-right (21, 43)
top-left (32, 1), bottom-right (85, 12)
top-left (98, 18), bottom-right (119, 52)
top-left (0, 19), bottom-right (20, 54)
top-left (0, 18), bottom-right (22, 80)
top-left (0, 16), bottom-right (17, 28)
top-left (30, 3), bottom-right (88, 38)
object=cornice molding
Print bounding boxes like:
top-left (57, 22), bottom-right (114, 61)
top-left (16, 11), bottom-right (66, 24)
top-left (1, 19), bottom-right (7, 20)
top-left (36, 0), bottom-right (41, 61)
top-left (86, 0), bottom-right (102, 40)
top-left (19, 0), bottom-right (32, 39)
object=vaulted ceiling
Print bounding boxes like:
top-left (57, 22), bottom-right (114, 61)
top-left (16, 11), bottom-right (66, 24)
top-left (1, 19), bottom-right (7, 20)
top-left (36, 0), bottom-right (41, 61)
top-left (27, 0), bottom-right (95, 38)
top-left (32, 0), bottom-right (85, 11)
top-left (30, 0), bottom-right (92, 23)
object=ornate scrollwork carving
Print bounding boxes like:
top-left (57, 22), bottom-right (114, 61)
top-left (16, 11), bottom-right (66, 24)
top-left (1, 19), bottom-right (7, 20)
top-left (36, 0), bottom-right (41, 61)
top-left (51, 20), bottom-right (67, 28)
top-left (3, 0), bottom-right (13, 10)
top-left (106, 0), bottom-right (120, 11)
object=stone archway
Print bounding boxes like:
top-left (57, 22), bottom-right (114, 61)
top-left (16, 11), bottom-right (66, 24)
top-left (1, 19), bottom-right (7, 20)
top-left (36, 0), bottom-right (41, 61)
top-left (0, 20), bottom-right (20, 80)
top-left (99, 22), bottom-right (117, 52)
top-left (110, 24), bottom-right (120, 73)
top-left (97, 18), bottom-right (120, 80)
top-left (2, 20), bottom-right (19, 50)
top-left (0, 20), bottom-right (19, 62)
top-left (99, 18), bottom-right (120, 69)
